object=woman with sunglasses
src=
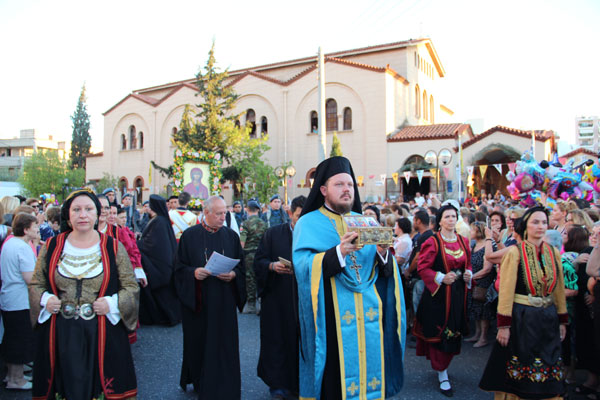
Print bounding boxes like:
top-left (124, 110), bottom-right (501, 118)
top-left (480, 206), bottom-right (568, 399)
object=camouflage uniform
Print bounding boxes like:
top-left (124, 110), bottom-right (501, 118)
top-left (240, 215), bottom-right (267, 312)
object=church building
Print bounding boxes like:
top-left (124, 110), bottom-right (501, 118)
top-left (86, 38), bottom-right (556, 203)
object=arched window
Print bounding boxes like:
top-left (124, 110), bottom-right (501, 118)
top-left (118, 177), bottom-right (128, 198)
top-left (129, 125), bottom-right (137, 149)
top-left (246, 109), bottom-right (256, 138)
top-left (121, 134), bottom-right (127, 150)
top-left (260, 116), bottom-right (268, 136)
top-left (343, 107), bottom-right (352, 130)
top-left (235, 119), bottom-right (241, 128)
top-left (172, 127), bottom-right (177, 136)
top-left (326, 99), bottom-right (338, 131)
top-left (310, 111), bottom-right (318, 133)
top-left (429, 95), bottom-right (434, 123)
top-left (138, 132), bottom-right (144, 149)
top-left (415, 85), bottom-right (421, 118)
top-left (134, 176), bottom-right (144, 203)
top-left (422, 91), bottom-right (428, 121)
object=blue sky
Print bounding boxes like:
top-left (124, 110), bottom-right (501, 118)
top-left (0, 0), bottom-right (598, 152)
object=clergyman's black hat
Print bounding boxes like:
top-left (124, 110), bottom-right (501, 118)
top-left (301, 156), bottom-right (361, 216)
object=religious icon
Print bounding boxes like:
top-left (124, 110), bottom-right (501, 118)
top-left (182, 162), bottom-right (210, 199)
top-left (343, 216), bottom-right (393, 247)
top-left (365, 217), bottom-right (380, 227)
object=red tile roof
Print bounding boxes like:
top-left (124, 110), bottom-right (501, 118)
top-left (133, 38), bottom-right (429, 94)
top-left (387, 123), bottom-right (472, 142)
top-left (103, 83), bottom-right (197, 115)
top-left (85, 152), bottom-right (103, 158)
top-left (460, 125), bottom-right (554, 149)
top-left (560, 147), bottom-right (597, 159)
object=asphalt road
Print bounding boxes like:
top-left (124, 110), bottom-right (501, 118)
top-left (1, 314), bottom-right (500, 399)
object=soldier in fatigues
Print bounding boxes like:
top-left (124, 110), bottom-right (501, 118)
top-left (240, 200), bottom-right (267, 314)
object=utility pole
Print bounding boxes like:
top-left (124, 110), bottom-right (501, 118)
top-left (317, 47), bottom-right (326, 162)
top-left (458, 132), bottom-right (462, 202)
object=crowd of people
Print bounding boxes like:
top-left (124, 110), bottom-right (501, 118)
top-left (0, 155), bottom-right (598, 400)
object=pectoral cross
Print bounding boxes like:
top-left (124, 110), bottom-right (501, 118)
top-left (349, 253), bottom-right (362, 283)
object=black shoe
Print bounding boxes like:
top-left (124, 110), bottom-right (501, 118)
top-left (439, 380), bottom-right (453, 397)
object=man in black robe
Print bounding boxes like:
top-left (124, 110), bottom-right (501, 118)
top-left (254, 195), bottom-right (305, 399)
top-left (174, 195), bottom-right (246, 400)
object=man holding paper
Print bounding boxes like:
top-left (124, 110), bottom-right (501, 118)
top-left (174, 196), bottom-right (246, 400)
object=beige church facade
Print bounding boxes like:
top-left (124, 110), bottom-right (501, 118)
top-left (87, 38), bottom-right (556, 203)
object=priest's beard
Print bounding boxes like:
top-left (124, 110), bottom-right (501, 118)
top-left (326, 199), bottom-right (352, 215)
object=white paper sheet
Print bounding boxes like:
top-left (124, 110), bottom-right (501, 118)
top-left (204, 251), bottom-right (240, 275)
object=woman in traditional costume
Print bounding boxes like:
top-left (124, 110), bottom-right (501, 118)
top-left (479, 206), bottom-right (568, 400)
top-left (414, 204), bottom-right (473, 397)
top-left (29, 190), bottom-right (139, 400)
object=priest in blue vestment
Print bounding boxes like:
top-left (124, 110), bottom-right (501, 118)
top-left (293, 156), bottom-right (406, 400)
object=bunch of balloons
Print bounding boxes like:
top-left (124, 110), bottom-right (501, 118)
top-left (506, 151), bottom-right (595, 206)
top-left (506, 151), bottom-right (545, 207)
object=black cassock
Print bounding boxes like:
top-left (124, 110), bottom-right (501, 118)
top-left (137, 213), bottom-right (181, 326)
top-left (174, 224), bottom-right (246, 400)
top-left (254, 223), bottom-right (299, 393)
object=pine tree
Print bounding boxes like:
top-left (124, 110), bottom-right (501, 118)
top-left (171, 41), bottom-right (247, 161)
top-left (330, 132), bottom-right (343, 157)
top-left (69, 84), bottom-right (92, 169)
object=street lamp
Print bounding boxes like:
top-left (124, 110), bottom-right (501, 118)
top-left (424, 149), bottom-right (452, 195)
top-left (62, 177), bottom-right (69, 201)
top-left (275, 165), bottom-right (296, 205)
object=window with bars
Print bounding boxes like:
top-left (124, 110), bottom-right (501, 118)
top-left (343, 107), bottom-right (352, 130)
top-left (326, 99), bottom-right (338, 131)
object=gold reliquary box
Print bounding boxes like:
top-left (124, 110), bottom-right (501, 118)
top-left (343, 215), bottom-right (394, 247)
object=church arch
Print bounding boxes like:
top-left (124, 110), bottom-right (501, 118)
top-left (133, 176), bottom-right (144, 203)
top-left (468, 143), bottom-right (521, 197)
top-left (118, 176), bottom-right (129, 198)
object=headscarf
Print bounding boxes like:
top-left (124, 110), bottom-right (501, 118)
top-left (138, 195), bottom-right (177, 288)
top-left (148, 194), bottom-right (170, 220)
top-left (514, 206), bottom-right (548, 239)
top-left (60, 189), bottom-right (102, 233)
top-left (301, 156), bottom-right (361, 216)
top-left (434, 203), bottom-right (458, 232)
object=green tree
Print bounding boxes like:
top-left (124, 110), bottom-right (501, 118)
top-left (222, 140), bottom-right (281, 203)
top-left (172, 41), bottom-right (248, 161)
top-left (70, 84), bottom-right (92, 169)
top-left (19, 152), bottom-right (67, 199)
top-left (330, 132), bottom-right (343, 157)
top-left (94, 172), bottom-right (119, 194)
top-left (154, 42), bottom-right (254, 178)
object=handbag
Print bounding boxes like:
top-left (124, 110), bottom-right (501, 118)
top-left (472, 285), bottom-right (487, 302)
